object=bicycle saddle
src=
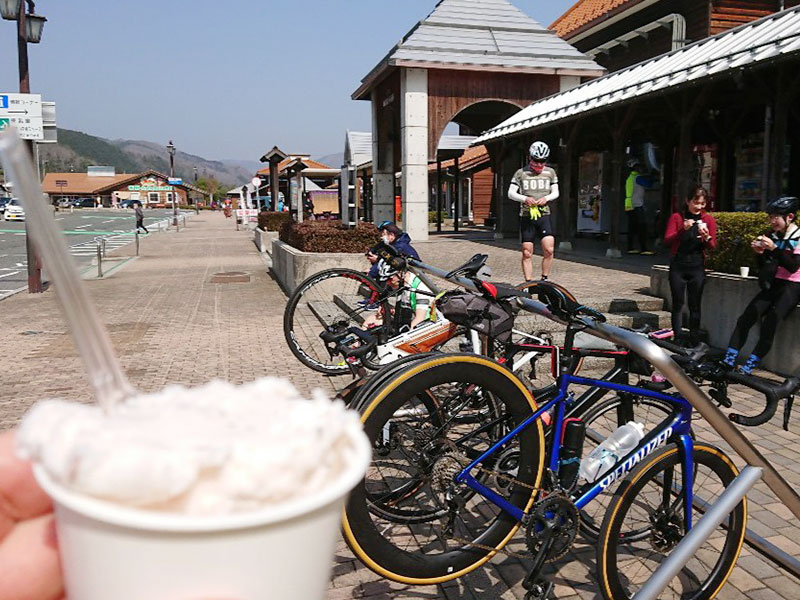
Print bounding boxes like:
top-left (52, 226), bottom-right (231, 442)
top-left (445, 254), bottom-right (489, 280)
top-left (532, 281), bottom-right (607, 323)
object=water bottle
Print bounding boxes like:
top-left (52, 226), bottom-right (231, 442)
top-left (578, 422), bottom-right (645, 482)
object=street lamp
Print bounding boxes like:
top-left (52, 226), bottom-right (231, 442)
top-left (166, 139), bottom-right (177, 226)
top-left (2, 0), bottom-right (47, 293)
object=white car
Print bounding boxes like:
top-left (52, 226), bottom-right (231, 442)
top-left (3, 199), bottom-right (25, 221)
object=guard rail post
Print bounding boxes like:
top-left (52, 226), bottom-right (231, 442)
top-left (135, 230), bottom-right (139, 256)
top-left (96, 241), bottom-right (103, 278)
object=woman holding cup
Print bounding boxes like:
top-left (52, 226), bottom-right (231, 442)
top-left (663, 185), bottom-right (717, 346)
top-left (723, 196), bottom-right (800, 374)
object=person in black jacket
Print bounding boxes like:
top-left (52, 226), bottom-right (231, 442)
top-left (723, 196), bottom-right (800, 374)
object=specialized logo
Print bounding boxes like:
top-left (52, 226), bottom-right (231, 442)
top-left (598, 426), bottom-right (673, 490)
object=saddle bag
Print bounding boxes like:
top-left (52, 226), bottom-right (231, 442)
top-left (436, 290), bottom-right (515, 344)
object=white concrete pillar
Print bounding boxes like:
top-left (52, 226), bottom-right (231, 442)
top-left (371, 88), bottom-right (395, 224)
top-left (400, 67), bottom-right (429, 242)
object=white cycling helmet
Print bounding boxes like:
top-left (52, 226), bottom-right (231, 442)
top-left (377, 259), bottom-right (399, 282)
top-left (529, 141), bottom-right (550, 161)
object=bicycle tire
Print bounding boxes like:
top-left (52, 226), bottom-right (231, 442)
top-left (283, 268), bottom-right (384, 375)
top-left (574, 395), bottom-right (681, 540)
top-left (597, 443), bottom-right (746, 600)
top-left (343, 354), bottom-right (545, 584)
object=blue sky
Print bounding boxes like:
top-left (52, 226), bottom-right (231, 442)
top-left (0, 1), bottom-right (576, 162)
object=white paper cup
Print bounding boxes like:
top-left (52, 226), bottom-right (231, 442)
top-left (34, 424), bottom-right (370, 600)
top-left (740, 266), bottom-right (750, 277)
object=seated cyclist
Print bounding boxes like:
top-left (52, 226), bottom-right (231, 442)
top-left (367, 221), bottom-right (420, 280)
top-left (363, 260), bottom-right (433, 332)
top-left (723, 196), bottom-right (800, 374)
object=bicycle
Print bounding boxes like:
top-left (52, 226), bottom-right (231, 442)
top-left (342, 284), bottom-right (746, 600)
top-left (283, 247), bottom-right (553, 377)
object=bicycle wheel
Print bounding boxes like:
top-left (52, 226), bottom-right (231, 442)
top-left (597, 443), bottom-right (746, 600)
top-left (283, 268), bottom-right (385, 375)
top-left (343, 354), bottom-right (545, 584)
top-left (576, 394), bottom-right (681, 540)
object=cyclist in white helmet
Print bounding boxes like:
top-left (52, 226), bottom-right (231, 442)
top-left (508, 141), bottom-right (559, 281)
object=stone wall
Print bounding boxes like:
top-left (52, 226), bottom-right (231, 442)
top-left (271, 240), bottom-right (367, 294)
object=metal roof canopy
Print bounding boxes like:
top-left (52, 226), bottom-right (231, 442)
top-left (477, 7), bottom-right (800, 144)
top-left (344, 131), bottom-right (372, 168)
top-left (436, 134), bottom-right (478, 160)
top-left (353, 0), bottom-right (604, 100)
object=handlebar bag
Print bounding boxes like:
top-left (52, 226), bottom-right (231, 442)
top-left (436, 291), bottom-right (514, 344)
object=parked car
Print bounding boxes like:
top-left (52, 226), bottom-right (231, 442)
top-left (120, 199), bottom-right (139, 209)
top-left (72, 198), bottom-right (96, 208)
top-left (56, 198), bottom-right (73, 208)
top-left (0, 197), bottom-right (11, 212)
top-left (3, 199), bottom-right (25, 221)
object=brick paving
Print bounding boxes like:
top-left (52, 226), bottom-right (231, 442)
top-left (0, 214), bottom-right (798, 599)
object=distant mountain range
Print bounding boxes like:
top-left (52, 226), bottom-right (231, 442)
top-left (38, 129), bottom-right (263, 189)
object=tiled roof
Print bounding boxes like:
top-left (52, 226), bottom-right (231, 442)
top-left (256, 156), bottom-right (333, 176)
top-left (550, 0), bottom-right (634, 39)
top-left (428, 145), bottom-right (490, 173)
top-left (354, 0), bottom-right (604, 100)
top-left (42, 173), bottom-right (133, 195)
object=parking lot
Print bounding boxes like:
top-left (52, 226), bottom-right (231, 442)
top-left (0, 207), bottom-right (179, 298)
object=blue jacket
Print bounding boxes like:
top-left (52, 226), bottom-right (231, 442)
top-left (369, 233), bottom-right (420, 279)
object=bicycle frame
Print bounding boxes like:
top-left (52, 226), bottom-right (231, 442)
top-left (455, 372), bottom-right (696, 529)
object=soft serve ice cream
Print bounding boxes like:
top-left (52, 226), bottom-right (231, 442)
top-left (17, 377), bottom-right (363, 515)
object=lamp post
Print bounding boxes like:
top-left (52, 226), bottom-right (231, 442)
top-left (166, 140), bottom-right (177, 226)
top-left (193, 166), bottom-right (199, 213)
top-left (2, 0), bottom-right (47, 293)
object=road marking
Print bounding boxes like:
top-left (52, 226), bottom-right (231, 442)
top-left (0, 271), bottom-right (19, 279)
top-left (15, 262), bottom-right (24, 267)
top-left (75, 225), bottom-right (89, 229)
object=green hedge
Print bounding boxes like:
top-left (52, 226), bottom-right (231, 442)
top-left (706, 212), bottom-right (770, 274)
top-left (257, 211), bottom-right (292, 231)
top-left (428, 210), bottom-right (447, 223)
top-left (279, 220), bottom-right (380, 253)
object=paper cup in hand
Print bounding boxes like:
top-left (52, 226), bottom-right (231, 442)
top-left (19, 379), bottom-right (371, 600)
top-left (740, 266), bottom-right (750, 277)
top-left (34, 422), bottom-right (370, 600)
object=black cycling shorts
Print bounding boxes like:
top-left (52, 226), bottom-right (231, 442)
top-left (520, 214), bottom-right (554, 243)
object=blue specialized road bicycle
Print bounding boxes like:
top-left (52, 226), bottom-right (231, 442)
top-left (342, 284), bottom-right (747, 600)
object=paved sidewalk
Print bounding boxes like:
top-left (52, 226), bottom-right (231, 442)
top-left (0, 213), bottom-right (797, 599)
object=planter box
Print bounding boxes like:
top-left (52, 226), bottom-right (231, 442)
top-left (271, 240), bottom-right (368, 294)
top-left (254, 229), bottom-right (278, 253)
top-left (650, 265), bottom-right (800, 375)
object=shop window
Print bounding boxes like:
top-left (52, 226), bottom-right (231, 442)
top-left (148, 192), bottom-right (159, 205)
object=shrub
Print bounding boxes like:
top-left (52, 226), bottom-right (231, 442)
top-left (706, 212), bottom-right (770, 274)
top-left (280, 219), bottom-right (380, 253)
top-left (428, 210), bottom-right (447, 223)
top-left (257, 211), bottom-right (292, 231)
